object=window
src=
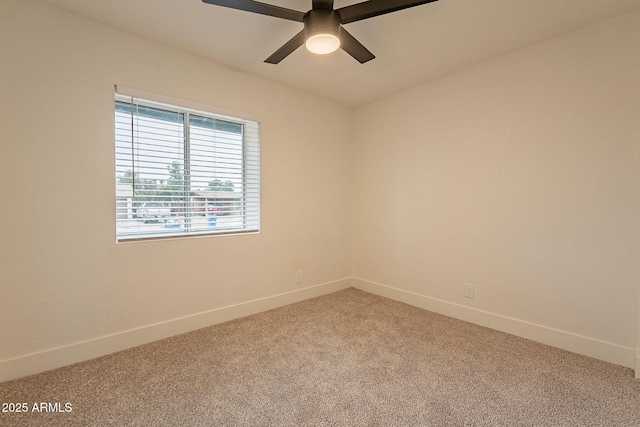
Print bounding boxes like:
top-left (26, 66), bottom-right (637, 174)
top-left (115, 88), bottom-right (260, 242)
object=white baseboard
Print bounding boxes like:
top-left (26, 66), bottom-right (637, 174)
top-left (0, 278), bottom-right (352, 382)
top-left (353, 278), bottom-right (637, 370)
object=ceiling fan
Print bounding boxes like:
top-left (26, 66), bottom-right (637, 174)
top-left (202, 0), bottom-right (439, 64)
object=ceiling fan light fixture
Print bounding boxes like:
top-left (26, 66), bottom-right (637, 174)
top-left (305, 33), bottom-right (340, 55)
top-left (202, 0), bottom-right (439, 64)
top-left (303, 9), bottom-right (342, 56)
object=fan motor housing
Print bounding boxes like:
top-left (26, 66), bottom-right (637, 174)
top-left (304, 9), bottom-right (341, 39)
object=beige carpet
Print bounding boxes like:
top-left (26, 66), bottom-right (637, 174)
top-left (1, 288), bottom-right (639, 426)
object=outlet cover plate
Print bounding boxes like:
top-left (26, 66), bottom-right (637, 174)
top-left (464, 283), bottom-right (475, 298)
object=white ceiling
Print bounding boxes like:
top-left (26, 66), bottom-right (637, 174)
top-left (41, 0), bottom-right (640, 107)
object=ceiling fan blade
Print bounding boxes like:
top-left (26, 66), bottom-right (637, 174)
top-left (264, 30), bottom-right (306, 64)
top-left (312, 0), bottom-right (334, 10)
top-left (338, 0), bottom-right (438, 24)
top-left (339, 28), bottom-right (375, 64)
top-left (202, 0), bottom-right (304, 22)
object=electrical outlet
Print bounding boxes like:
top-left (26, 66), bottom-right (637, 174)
top-left (296, 271), bottom-right (303, 284)
top-left (464, 283), bottom-right (474, 299)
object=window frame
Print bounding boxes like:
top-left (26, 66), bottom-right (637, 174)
top-left (114, 86), bottom-right (260, 243)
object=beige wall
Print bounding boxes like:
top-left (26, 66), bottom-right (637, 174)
top-left (353, 10), bottom-right (640, 367)
top-left (0, 0), bottom-right (353, 379)
top-left (2, 0), bottom-right (639, 380)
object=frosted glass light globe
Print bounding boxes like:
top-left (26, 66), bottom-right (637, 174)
top-left (305, 33), bottom-right (340, 55)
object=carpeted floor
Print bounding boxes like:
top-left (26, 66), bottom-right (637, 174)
top-left (1, 288), bottom-right (639, 426)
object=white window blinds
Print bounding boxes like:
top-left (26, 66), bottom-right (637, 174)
top-left (115, 89), bottom-right (260, 241)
